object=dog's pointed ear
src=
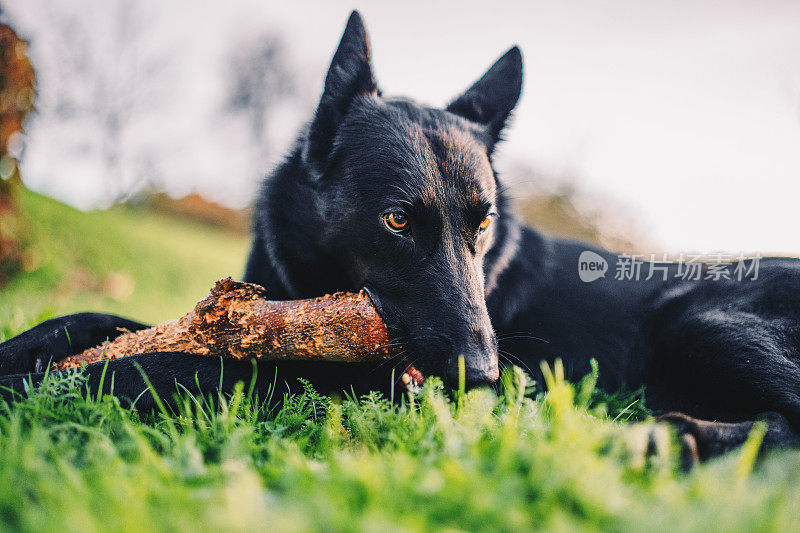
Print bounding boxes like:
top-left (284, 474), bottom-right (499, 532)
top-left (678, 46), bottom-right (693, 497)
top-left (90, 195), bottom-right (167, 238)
top-left (446, 46), bottom-right (523, 147)
top-left (305, 11), bottom-right (379, 173)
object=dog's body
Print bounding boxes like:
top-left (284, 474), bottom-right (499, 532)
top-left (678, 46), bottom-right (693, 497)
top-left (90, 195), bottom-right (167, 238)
top-left (2, 12), bottom-right (800, 459)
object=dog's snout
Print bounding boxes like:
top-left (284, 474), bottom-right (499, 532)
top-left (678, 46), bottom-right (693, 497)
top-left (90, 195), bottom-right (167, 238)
top-left (436, 309), bottom-right (499, 389)
top-left (445, 328), bottom-right (500, 388)
top-left (445, 348), bottom-right (500, 388)
top-left (470, 327), bottom-right (496, 349)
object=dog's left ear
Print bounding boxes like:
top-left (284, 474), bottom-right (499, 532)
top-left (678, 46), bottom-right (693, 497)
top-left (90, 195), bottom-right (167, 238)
top-left (446, 46), bottom-right (523, 148)
top-left (306, 11), bottom-right (379, 174)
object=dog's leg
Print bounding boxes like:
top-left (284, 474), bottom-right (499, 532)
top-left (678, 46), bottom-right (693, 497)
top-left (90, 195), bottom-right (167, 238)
top-left (657, 411), bottom-right (800, 469)
top-left (0, 352), bottom-right (254, 409)
top-left (647, 309), bottom-right (800, 462)
top-left (0, 313), bottom-right (149, 375)
top-left (0, 351), bottom-right (387, 411)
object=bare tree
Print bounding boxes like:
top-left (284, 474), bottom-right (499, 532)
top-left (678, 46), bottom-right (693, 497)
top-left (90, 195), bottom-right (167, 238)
top-left (6, 0), bottom-right (169, 204)
top-left (3, 1), bottom-right (304, 208)
top-left (226, 35), bottom-right (295, 156)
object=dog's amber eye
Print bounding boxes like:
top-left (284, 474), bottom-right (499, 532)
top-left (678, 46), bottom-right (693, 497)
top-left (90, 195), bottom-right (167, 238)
top-left (479, 215), bottom-right (494, 233)
top-left (383, 212), bottom-right (408, 232)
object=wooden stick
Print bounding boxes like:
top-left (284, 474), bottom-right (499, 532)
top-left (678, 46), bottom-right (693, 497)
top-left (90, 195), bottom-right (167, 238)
top-left (54, 278), bottom-right (399, 370)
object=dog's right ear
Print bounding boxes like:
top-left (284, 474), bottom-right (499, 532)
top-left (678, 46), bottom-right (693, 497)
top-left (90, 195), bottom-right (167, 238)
top-left (446, 47), bottom-right (523, 150)
top-left (305, 11), bottom-right (379, 174)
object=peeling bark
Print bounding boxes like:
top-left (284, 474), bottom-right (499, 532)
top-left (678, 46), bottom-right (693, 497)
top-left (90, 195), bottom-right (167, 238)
top-left (54, 278), bottom-right (399, 370)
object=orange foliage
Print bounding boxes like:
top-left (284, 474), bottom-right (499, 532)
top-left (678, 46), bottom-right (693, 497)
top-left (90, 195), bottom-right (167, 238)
top-left (139, 191), bottom-right (250, 234)
top-left (0, 24), bottom-right (36, 286)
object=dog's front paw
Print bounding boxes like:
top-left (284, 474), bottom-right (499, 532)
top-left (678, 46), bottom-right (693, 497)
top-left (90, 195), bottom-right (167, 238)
top-left (657, 411), bottom-right (755, 469)
top-left (624, 422), bottom-right (671, 471)
top-left (27, 347), bottom-right (53, 373)
top-left (2, 344), bottom-right (55, 374)
top-left (657, 412), bottom-right (703, 470)
top-left (0, 331), bottom-right (68, 375)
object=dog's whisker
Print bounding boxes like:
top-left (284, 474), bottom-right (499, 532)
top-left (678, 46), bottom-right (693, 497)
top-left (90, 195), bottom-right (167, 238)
top-left (498, 349), bottom-right (537, 379)
top-left (362, 349), bottom-right (410, 379)
top-left (497, 331), bottom-right (550, 344)
top-left (391, 356), bottom-right (421, 391)
top-left (496, 333), bottom-right (550, 344)
top-left (374, 341), bottom-right (406, 350)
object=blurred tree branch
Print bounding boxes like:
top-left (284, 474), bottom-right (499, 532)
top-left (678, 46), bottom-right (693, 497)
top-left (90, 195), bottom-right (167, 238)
top-left (0, 22), bottom-right (36, 287)
top-left (225, 33), bottom-right (296, 162)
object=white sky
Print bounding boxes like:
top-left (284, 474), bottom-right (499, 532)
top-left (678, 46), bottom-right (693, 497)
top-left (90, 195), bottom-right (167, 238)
top-left (6, 0), bottom-right (800, 253)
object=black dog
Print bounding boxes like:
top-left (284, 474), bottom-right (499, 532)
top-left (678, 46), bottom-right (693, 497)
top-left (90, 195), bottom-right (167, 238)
top-left (2, 12), bottom-right (800, 460)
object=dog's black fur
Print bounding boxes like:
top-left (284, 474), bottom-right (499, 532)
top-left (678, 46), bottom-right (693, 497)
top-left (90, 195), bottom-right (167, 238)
top-left (2, 12), bottom-right (800, 459)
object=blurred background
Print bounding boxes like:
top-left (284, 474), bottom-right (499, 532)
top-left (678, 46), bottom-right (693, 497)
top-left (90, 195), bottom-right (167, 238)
top-left (0, 0), bottom-right (799, 330)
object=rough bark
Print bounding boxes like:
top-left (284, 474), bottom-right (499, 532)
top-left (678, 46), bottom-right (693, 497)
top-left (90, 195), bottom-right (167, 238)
top-left (54, 278), bottom-right (399, 370)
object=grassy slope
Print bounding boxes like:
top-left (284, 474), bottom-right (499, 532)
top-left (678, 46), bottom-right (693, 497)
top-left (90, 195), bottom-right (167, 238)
top-left (0, 188), bottom-right (249, 336)
top-left (1, 189), bottom-right (800, 531)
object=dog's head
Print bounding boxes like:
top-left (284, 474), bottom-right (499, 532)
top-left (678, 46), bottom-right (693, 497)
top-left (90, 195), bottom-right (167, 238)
top-left (300, 12), bottom-right (522, 389)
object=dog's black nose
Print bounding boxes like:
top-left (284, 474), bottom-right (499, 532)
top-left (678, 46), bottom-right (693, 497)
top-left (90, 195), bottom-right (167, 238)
top-left (445, 350), bottom-right (500, 389)
top-left (442, 326), bottom-right (500, 389)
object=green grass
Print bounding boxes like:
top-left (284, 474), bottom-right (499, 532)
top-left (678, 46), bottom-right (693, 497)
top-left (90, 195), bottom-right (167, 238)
top-left (0, 363), bottom-right (797, 532)
top-left (2, 189), bottom-right (800, 531)
top-left (0, 188), bottom-right (249, 335)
